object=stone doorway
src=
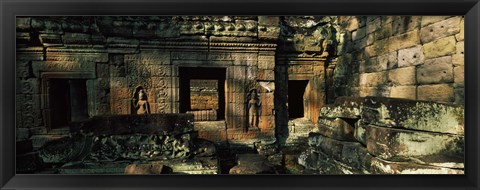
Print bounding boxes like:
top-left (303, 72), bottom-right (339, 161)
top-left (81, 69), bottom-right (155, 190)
top-left (288, 80), bottom-right (309, 119)
top-left (179, 67), bottom-right (226, 121)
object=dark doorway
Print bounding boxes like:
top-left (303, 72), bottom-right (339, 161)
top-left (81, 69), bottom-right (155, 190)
top-left (179, 67), bottom-right (226, 120)
top-left (288, 80), bottom-right (308, 119)
top-left (49, 79), bottom-right (89, 128)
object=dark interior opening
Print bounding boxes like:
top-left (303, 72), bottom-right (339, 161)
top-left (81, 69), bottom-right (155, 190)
top-left (179, 67), bottom-right (226, 120)
top-left (288, 80), bottom-right (308, 119)
top-left (49, 79), bottom-right (89, 128)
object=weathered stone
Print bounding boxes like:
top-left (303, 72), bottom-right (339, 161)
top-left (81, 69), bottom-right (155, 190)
top-left (452, 41), bottom-right (464, 66)
top-left (378, 51), bottom-right (397, 69)
top-left (366, 125), bottom-right (464, 164)
top-left (388, 66), bottom-right (416, 86)
top-left (319, 96), bottom-right (365, 119)
top-left (392, 16), bottom-right (420, 35)
top-left (362, 96), bottom-right (463, 134)
top-left (417, 56), bottom-right (453, 84)
top-left (298, 148), bottom-right (358, 174)
top-left (366, 18), bottom-right (381, 34)
top-left (398, 45), bottom-right (424, 67)
top-left (39, 34), bottom-right (63, 47)
top-left (453, 66), bottom-right (464, 88)
top-left (371, 157), bottom-right (463, 174)
top-left (359, 57), bottom-right (386, 73)
top-left (388, 30), bottom-right (420, 52)
top-left (420, 16), bottom-right (461, 44)
top-left (374, 22), bottom-right (392, 40)
top-left (421, 16), bottom-right (452, 27)
top-left (124, 164), bottom-right (166, 174)
top-left (354, 120), bottom-right (368, 145)
top-left (63, 33), bottom-right (92, 45)
top-left (359, 71), bottom-right (387, 87)
top-left (229, 154), bottom-right (276, 174)
top-left (389, 85), bottom-right (416, 99)
top-left (340, 142), bottom-right (372, 172)
top-left (423, 36), bottom-right (456, 59)
top-left (352, 27), bottom-right (366, 41)
top-left (317, 117), bottom-right (355, 141)
top-left (417, 84), bottom-right (455, 102)
top-left (455, 18), bottom-right (464, 42)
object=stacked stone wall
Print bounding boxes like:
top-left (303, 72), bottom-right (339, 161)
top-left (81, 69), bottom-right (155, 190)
top-left (333, 16), bottom-right (464, 104)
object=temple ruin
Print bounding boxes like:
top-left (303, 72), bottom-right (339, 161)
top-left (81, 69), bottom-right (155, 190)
top-left (16, 16), bottom-right (465, 174)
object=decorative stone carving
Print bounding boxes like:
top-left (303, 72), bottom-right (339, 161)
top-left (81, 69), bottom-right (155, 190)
top-left (132, 86), bottom-right (150, 114)
top-left (247, 89), bottom-right (261, 131)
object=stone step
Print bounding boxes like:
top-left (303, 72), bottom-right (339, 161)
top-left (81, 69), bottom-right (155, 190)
top-left (365, 124), bottom-right (464, 165)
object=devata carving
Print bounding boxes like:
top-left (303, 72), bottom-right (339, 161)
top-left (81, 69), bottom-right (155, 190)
top-left (132, 86), bottom-right (150, 114)
top-left (247, 89), bottom-right (261, 131)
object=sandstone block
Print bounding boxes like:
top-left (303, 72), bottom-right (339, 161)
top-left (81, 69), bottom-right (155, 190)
top-left (352, 27), bottom-right (366, 41)
top-left (124, 164), bottom-right (166, 174)
top-left (378, 51), bottom-right (398, 69)
top-left (375, 23), bottom-right (393, 40)
top-left (229, 154), bottom-right (276, 174)
top-left (420, 16), bottom-right (461, 43)
top-left (366, 125), bottom-right (464, 164)
top-left (362, 96), bottom-right (463, 134)
top-left (317, 117), bottom-right (355, 141)
top-left (423, 36), bottom-right (456, 59)
top-left (388, 66), bottom-right (416, 85)
top-left (371, 157), bottom-right (463, 174)
top-left (389, 85), bottom-right (416, 99)
top-left (366, 18), bottom-right (381, 34)
top-left (392, 16), bottom-right (421, 35)
top-left (359, 71), bottom-right (387, 87)
top-left (417, 56), bottom-right (453, 84)
top-left (388, 30), bottom-right (420, 52)
top-left (417, 84), bottom-right (455, 102)
top-left (455, 18), bottom-right (464, 41)
top-left (398, 45), bottom-right (425, 67)
top-left (421, 16), bottom-right (452, 27)
top-left (359, 57), bottom-right (387, 73)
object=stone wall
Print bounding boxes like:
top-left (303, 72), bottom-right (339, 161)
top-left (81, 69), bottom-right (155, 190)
top-left (333, 16), bottom-right (464, 104)
top-left (190, 80), bottom-right (219, 110)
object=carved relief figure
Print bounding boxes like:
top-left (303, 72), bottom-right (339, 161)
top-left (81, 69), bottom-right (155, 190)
top-left (132, 87), bottom-right (150, 114)
top-left (247, 89), bottom-right (261, 130)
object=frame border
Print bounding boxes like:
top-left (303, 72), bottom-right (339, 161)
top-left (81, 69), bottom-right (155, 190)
top-left (1, 0), bottom-right (479, 189)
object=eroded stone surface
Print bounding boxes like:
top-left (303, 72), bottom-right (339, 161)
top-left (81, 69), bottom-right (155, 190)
top-left (366, 125), bottom-right (464, 164)
top-left (362, 97), bottom-right (464, 135)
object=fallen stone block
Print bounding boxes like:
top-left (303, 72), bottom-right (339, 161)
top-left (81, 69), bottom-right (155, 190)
top-left (362, 97), bottom-right (464, 135)
top-left (371, 157), bottom-right (464, 174)
top-left (317, 117), bottom-right (356, 141)
top-left (124, 163), bottom-right (166, 174)
top-left (229, 154), bottom-right (276, 174)
top-left (319, 96), bottom-right (365, 119)
top-left (366, 125), bottom-right (464, 165)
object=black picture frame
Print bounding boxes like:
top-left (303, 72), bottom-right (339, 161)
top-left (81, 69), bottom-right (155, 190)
top-left (1, 0), bottom-right (479, 189)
